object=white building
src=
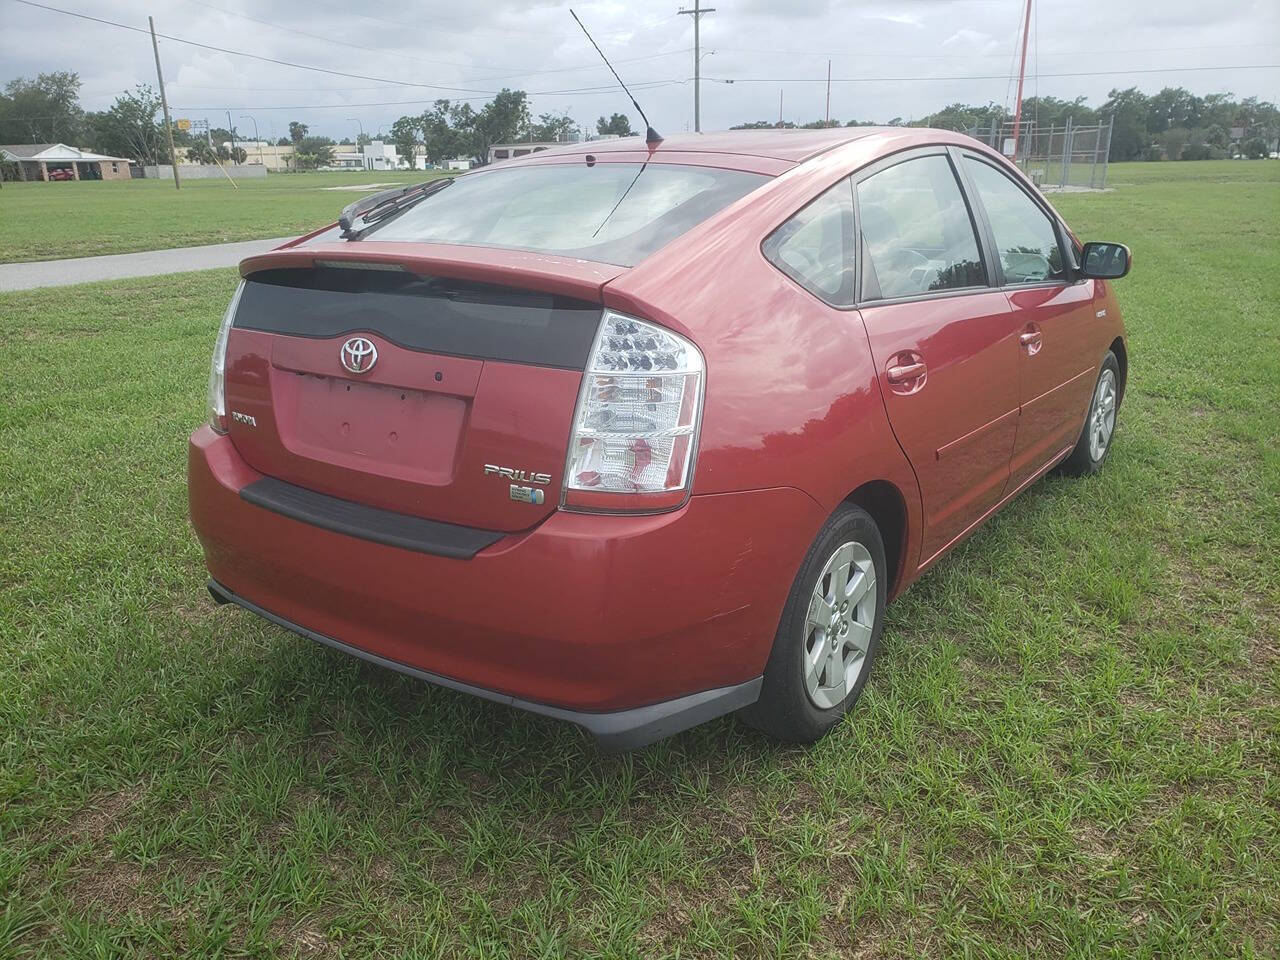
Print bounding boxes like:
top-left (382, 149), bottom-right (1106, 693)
top-left (325, 141), bottom-right (398, 171)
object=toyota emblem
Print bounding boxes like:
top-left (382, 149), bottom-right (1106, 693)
top-left (340, 337), bottom-right (377, 374)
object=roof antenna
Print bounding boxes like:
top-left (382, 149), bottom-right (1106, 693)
top-left (570, 9), bottom-right (663, 147)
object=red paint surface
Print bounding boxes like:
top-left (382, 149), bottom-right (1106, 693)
top-left (189, 128), bottom-right (1127, 713)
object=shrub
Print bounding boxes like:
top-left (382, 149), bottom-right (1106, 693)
top-left (1241, 137), bottom-right (1267, 159)
top-left (1181, 143), bottom-right (1212, 161)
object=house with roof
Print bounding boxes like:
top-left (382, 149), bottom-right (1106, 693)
top-left (0, 143), bottom-right (133, 182)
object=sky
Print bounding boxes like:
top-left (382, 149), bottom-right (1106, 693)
top-left (4, 0), bottom-right (1278, 143)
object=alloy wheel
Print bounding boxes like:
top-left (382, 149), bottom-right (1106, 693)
top-left (1089, 368), bottom-right (1117, 462)
top-left (802, 541), bottom-right (877, 710)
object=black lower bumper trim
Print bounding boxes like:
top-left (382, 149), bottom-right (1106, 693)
top-left (208, 579), bottom-right (761, 751)
top-left (239, 476), bottom-right (504, 560)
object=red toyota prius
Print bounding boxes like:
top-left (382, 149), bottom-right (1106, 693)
top-left (189, 128), bottom-right (1130, 749)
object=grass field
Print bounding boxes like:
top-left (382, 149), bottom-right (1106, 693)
top-left (0, 161), bottom-right (1277, 958)
top-left (0, 170), bottom-right (442, 264)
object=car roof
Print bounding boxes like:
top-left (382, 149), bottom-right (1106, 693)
top-left (517, 127), bottom-right (920, 164)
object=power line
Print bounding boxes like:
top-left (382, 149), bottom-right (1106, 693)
top-left (9, 0), bottom-right (501, 95)
top-left (182, 0), bottom-right (691, 83)
top-left (173, 81), bottom-right (688, 113)
top-left (709, 64), bottom-right (1280, 84)
top-left (714, 41), bottom-right (1280, 61)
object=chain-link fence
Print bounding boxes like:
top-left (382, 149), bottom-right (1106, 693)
top-left (963, 116), bottom-right (1115, 190)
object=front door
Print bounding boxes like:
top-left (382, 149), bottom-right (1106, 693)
top-left (959, 153), bottom-right (1102, 487)
top-left (855, 151), bottom-right (1022, 565)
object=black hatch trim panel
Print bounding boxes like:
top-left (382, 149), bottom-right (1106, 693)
top-left (239, 476), bottom-right (504, 558)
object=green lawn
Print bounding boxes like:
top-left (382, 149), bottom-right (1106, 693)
top-left (0, 162), bottom-right (1277, 958)
top-left (0, 170), bottom-right (445, 264)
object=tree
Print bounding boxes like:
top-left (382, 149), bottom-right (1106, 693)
top-left (1101, 87), bottom-right (1150, 162)
top-left (918, 101), bottom-right (1006, 132)
top-left (0, 71), bottom-right (85, 144)
top-left (473, 89), bottom-right (530, 161)
top-left (293, 135), bottom-right (334, 170)
top-left (414, 99), bottom-right (476, 166)
top-left (1160, 126), bottom-right (1190, 161)
top-left (390, 115), bottom-right (420, 168)
top-left (529, 112), bottom-right (575, 142)
top-left (1242, 136), bottom-right (1267, 159)
top-left (1146, 86), bottom-right (1203, 134)
top-left (228, 146), bottom-right (247, 164)
top-left (288, 121), bottom-right (309, 143)
top-left (596, 113), bottom-right (634, 137)
top-left (275, 137), bottom-right (291, 146)
top-left (87, 85), bottom-right (170, 164)
top-left (185, 139), bottom-right (216, 164)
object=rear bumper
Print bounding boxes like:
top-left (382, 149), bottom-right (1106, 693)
top-left (188, 427), bottom-right (825, 745)
top-left (208, 578), bottom-right (761, 751)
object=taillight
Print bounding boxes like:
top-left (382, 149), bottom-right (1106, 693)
top-left (563, 310), bottom-right (704, 513)
top-left (206, 281), bottom-right (244, 433)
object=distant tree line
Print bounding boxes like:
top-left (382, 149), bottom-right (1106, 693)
top-left (3, 72), bottom-right (1275, 171)
top-left (383, 92), bottom-right (635, 168)
top-left (732, 86), bottom-right (1279, 161)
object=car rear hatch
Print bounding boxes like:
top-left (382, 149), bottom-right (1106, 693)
top-left (222, 243), bottom-right (622, 533)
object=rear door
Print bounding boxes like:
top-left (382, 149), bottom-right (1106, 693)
top-left (957, 151), bottom-right (1101, 487)
top-left (854, 148), bottom-right (1021, 565)
top-left (221, 256), bottom-right (607, 532)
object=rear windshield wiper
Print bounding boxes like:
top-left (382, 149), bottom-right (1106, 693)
top-left (338, 178), bottom-right (453, 240)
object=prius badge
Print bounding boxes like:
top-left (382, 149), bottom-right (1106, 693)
top-left (484, 464), bottom-right (551, 505)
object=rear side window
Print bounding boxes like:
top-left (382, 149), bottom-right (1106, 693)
top-left (856, 155), bottom-right (986, 301)
top-left (963, 157), bottom-right (1067, 284)
top-left (365, 162), bottom-right (768, 267)
top-left (762, 178), bottom-right (855, 305)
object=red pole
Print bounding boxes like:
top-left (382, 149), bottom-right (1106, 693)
top-left (1010, 0), bottom-right (1033, 161)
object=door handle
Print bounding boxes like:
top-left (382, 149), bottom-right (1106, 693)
top-left (887, 362), bottom-right (926, 383)
top-left (1019, 324), bottom-right (1043, 356)
top-left (885, 351), bottom-right (927, 395)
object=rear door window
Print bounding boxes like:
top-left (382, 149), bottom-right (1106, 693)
top-left (365, 162), bottom-right (768, 267)
top-left (963, 157), bottom-right (1067, 284)
top-left (762, 178), bottom-right (855, 305)
top-left (856, 154), bottom-right (986, 301)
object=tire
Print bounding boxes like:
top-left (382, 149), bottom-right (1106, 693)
top-left (1057, 351), bottom-right (1121, 477)
top-left (741, 504), bottom-right (887, 743)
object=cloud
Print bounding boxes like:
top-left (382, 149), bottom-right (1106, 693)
top-left (2, 0), bottom-right (1275, 136)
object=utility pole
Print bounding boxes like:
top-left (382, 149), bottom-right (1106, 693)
top-left (778, 89), bottom-right (784, 127)
top-left (1010, 0), bottom-right (1033, 163)
top-left (678, 0), bottom-right (715, 133)
top-left (148, 16), bottom-right (180, 190)
top-left (240, 115), bottom-right (263, 166)
top-left (825, 60), bottom-right (832, 127)
top-left (226, 111), bottom-right (238, 161)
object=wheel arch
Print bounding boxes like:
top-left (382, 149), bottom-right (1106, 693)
top-left (844, 480), bottom-right (909, 600)
top-left (1109, 335), bottom-right (1128, 404)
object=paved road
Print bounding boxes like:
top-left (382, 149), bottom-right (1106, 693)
top-left (0, 237), bottom-right (293, 293)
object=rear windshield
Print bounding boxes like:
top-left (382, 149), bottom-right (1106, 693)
top-left (362, 162), bottom-right (769, 267)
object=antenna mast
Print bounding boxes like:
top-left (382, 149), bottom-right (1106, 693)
top-left (1010, 0), bottom-right (1033, 162)
top-left (570, 10), bottom-right (662, 146)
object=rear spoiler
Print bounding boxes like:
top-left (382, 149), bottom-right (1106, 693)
top-left (239, 242), bottom-right (626, 303)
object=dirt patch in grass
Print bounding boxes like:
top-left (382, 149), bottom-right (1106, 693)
top-left (69, 784), bottom-right (144, 846)
top-left (269, 911), bottom-right (336, 958)
top-left (66, 858), bottom-right (147, 917)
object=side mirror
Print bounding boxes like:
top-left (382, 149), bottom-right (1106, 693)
top-left (1080, 241), bottom-right (1132, 280)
